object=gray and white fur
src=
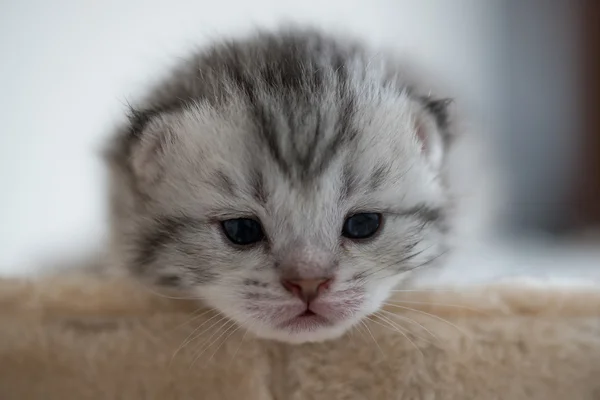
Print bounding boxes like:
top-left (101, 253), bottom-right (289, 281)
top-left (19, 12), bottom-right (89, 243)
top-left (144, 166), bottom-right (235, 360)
top-left (105, 28), bottom-right (466, 343)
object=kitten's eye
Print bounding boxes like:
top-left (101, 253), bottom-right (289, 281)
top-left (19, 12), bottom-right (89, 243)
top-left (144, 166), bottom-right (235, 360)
top-left (342, 213), bottom-right (382, 240)
top-left (221, 218), bottom-right (265, 246)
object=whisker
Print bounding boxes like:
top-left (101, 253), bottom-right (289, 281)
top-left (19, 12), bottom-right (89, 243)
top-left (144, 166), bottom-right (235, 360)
top-left (357, 244), bottom-right (438, 282)
top-left (347, 325), bottom-right (356, 339)
top-left (354, 322), bottom-right (370, 343)
top-left (360, 320), bottom-right (385, 358)
top-left (192, 319), bottom-right (240, 366)
top-left (189, 318), bottom-right (235, 368)
top-left (171, 312), bottom-right (226, 362)
top-left (228, 324), bottom-right (252, 368)
top-left (382, 303), bottom-right (472, 340)
top-left (136, 280), bottom-right (240, 303)
top-left (136, 281), bottom-right (208, 301)
top-left (378, 309), bottom-right (441, 344)
top-left (406, 249), bottom-right (450, 272)
top-left (369, 313), bottom-right (424, 358)
top-left (374, 311), bottom-right (435, 345)
top-left (371, 248), bottom-right (451, 283)
top-left (384, 299), bottom-right (490, 315)
top-left (389, 289), bottom-right (472, 293)
top-left (208, 320), bottom-right (247, 362)
top-left (372, 310), bottom-right (433, 344)
top-left (167, 307), bottom-right (216, 334)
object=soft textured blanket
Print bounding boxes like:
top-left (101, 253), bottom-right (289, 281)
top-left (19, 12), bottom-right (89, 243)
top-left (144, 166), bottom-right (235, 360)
top-left (1, 273), bottom-right (599, 399)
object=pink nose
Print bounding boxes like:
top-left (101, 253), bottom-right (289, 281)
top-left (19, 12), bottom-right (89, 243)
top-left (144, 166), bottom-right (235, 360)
top-left (281, 278), bottom-right (332, 303)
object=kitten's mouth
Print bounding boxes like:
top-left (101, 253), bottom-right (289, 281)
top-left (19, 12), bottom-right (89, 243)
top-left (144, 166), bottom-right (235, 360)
top-left (277, 309), bottom-right (332, 331)
top-left (299, 309), bottom-right (316, 317)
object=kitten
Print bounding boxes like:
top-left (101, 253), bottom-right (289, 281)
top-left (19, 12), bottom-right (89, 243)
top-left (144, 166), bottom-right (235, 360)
top-left (105, 28), bottom-right (461, 344)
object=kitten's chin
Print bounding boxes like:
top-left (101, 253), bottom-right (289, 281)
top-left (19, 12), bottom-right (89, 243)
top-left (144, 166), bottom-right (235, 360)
top-left (240, 303), bottom-right (377, 344)
top-left (242, 304), bottom-right (381, 344)
top-left (250, 319), bottom-right (356, 344)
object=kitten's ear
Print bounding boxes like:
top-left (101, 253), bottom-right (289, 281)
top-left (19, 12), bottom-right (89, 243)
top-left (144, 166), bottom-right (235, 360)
top-left (127, 108), bottom-right (176, 185)
top-left (412, 97), bottom-right (454, 170)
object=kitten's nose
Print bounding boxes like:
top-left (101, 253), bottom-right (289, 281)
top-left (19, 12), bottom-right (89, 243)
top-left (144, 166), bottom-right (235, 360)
top-left (281, 278), bottom-right (331, 303)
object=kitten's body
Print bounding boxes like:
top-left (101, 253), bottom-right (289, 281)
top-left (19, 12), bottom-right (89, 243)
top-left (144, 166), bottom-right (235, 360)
top-left (105, 28), bottom-right (488, 343)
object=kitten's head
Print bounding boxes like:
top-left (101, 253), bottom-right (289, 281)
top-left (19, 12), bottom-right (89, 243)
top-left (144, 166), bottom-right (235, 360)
top-left (106, 29), bottom-right (456, 343)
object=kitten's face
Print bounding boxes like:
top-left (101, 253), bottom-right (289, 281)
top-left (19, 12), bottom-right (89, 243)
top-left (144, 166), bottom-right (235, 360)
top-left (107, 31), bottom-right (452, 343)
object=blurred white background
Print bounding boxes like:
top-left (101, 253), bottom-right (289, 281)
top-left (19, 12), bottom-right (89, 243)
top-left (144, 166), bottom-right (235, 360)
top-left (1, 1), bottom-right (597, 279)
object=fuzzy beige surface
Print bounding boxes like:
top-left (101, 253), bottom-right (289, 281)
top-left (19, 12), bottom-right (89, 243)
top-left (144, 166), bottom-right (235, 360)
top-left (1, 274), bottom-right (600, 399)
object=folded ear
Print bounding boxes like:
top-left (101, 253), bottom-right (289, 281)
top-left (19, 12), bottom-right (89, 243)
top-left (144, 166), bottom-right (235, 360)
top-left (412, 96), bottom-right (454, 170)
top-left (125, 107), bottom-right (177, 186)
